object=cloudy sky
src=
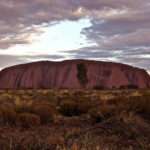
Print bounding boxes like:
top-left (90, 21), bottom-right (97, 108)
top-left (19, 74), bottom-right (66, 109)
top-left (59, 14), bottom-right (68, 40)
top-left (0, 0), bottom-right (150, 73)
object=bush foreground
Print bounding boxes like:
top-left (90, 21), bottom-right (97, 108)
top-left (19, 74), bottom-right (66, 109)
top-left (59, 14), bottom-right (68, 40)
top-left (0, 89), bottom-right (149, 149)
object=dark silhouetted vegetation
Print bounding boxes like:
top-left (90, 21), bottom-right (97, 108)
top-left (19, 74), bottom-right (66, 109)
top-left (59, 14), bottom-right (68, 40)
top-left (93, 85), bottom-right (105, 90)
top-left (59, 100), bottom-right (83, 116)
top-left (120, 84), bottom-right (138, 89)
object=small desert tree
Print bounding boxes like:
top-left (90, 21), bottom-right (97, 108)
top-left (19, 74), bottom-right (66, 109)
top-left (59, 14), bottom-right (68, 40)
top-left (77, 63), bottom-right (88, 88)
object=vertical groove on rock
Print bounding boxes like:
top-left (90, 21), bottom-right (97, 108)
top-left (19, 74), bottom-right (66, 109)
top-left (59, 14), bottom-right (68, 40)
top-left (61, 65), bottom-right (71, 86)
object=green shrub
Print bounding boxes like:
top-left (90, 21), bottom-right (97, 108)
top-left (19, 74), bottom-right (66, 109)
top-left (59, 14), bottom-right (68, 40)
top-left (59, 101), bottom-right (80, 117)
top-left (0, 106), bottom-right (17, 125)
top-left (125, 95), bottom-right (150, 115)
top-left (77, 100), bottom-right (91, 114)
top-left (32, 104), bottom-right (56, 124)
top-left (119, 84), bottom-right (138, 89)
top-left (141, 95), bottom-right (150, 115)
top-left (59, 99), bottom-right (90, 117)
top-left (93, 85), bottom-right (105, 90)
top-left (15, 105), bottom-right (33, 114)
top-left (111, 95), bottom-right (150, 119)
top-left (99, 105), bottom-right (115, 118)
top-left (0, 95), bottom-right (13, 103)
top-left (0, 110), bottom-right (3, 124)
top-left (17, 113), bottom-right (40, 128)
top-left (88, 108), bottom-right (103, 123)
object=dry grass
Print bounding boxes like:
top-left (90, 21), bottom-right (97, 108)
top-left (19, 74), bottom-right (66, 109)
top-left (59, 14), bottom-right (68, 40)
top-left (0, 89), bottom-right (149, 149)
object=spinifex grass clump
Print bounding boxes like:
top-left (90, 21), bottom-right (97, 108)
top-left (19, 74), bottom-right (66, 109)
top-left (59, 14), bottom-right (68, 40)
top-left (17, 113), bottom-right (41, 128)
top-left (0, 94), bottom-right (57, 127)
top-left (59, 100), bottom-right (82, 117)
top-left (59, 99), bottom-right (91, 117)
top-left (32, 104), bottom-right (56, 124)
top-left (0, 106), bottom-right (17, 126)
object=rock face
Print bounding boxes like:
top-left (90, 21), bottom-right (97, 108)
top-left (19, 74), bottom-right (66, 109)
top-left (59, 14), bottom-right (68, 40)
top-left (0, 60), bottom-right (150, 89)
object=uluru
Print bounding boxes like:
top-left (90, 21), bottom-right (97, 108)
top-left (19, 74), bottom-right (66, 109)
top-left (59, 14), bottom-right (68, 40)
top-left (0, 59), bottom-right (149, 89)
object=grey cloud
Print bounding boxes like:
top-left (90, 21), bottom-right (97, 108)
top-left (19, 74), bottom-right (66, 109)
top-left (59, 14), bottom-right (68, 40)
top-left (0, 54), bottom-right (64, 69)
top-left (117, 57), bottom-right (150, 72)
top-left (64, 46), bottom-right (115, 59)
top-left (1, 0), bottom-right (150, 49)
top-left (0, 0), bottom-right (81, 49)
top-left (64, 46), bottom-right (150, 72)
top-left (81, 1), bottom-right (150, 50)
top-left (0, 0), bottom-right (150, 73)
top-left (0, 1), bottom-right (138, 46)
